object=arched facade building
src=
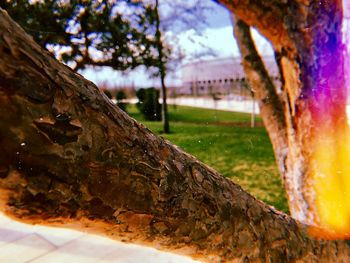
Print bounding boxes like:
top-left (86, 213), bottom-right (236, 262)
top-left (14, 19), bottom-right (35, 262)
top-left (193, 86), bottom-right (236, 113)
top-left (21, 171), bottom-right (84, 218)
top-left (180, 57), bottom-right (280, 97)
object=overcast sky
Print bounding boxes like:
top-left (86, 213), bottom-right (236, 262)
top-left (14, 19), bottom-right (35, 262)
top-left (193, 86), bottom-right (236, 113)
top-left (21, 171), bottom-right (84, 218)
top-left (80, 1), bottom-right (272, 88)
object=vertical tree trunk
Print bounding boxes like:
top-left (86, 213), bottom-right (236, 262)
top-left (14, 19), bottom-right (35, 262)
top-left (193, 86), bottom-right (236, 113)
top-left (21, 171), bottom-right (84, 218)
top-left (231, 15), bottom-right (288, 177)
top-left (154, 0), bottom-right (170, 134)
top-left (282, 1), bottom-right (348, 236)
top-left (251, 93), bottom-right (255, 128)
top-left (160, 72), bottom-right (170, 133)
top-left (225, 0), bottom-right (349, 236)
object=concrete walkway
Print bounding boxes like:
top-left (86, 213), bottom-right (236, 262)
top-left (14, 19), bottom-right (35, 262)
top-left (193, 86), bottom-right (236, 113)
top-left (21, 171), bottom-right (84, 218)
top-left (168, 97), bottom-right (350, 125)
top-left (125, 96), bottom-right (260, 114)
top-left (0, 213), bottom-right (198, 263)
top-left (167, 97), bottom-right (260, 114)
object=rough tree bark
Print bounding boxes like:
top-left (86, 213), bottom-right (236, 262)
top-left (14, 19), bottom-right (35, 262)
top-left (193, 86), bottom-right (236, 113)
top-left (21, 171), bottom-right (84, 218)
top-left (231, 14), bottom-right (288, 185)
top-left (0, 7), bottom-right (349, 263)
top-left (221, 0), bottom-right (348, 233)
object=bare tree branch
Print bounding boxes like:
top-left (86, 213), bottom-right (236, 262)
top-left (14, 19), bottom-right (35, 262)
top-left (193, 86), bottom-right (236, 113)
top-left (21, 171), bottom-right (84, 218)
top-left (231, 15), bottom-right (288, 178)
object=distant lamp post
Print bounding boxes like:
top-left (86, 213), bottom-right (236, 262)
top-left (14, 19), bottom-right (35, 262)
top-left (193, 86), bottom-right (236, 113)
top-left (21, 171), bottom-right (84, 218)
top-left (212, 92), bottom-right (222, 113)
top-left (251, 92), bottom-right (255, 128)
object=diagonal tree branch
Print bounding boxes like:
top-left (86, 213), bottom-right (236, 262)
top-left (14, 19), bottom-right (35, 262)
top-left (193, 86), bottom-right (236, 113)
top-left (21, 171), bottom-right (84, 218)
top-left (0, 7), bottom-right (349, 263)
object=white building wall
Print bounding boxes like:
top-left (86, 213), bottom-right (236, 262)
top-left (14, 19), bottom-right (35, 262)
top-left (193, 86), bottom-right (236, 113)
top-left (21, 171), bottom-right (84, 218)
top-left (180, 56), bottom-right (280, 96)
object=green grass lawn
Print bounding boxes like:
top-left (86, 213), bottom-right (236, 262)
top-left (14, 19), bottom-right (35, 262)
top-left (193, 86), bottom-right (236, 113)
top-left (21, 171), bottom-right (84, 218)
top-left (168, 105), bottom-right (262, 123)
top-left (127, 104), bottom-right (289, 213)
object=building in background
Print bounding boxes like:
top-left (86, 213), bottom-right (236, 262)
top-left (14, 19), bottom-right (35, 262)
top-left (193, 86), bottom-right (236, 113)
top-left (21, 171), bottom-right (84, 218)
top-left (180, 56), bottom-right (280, 97)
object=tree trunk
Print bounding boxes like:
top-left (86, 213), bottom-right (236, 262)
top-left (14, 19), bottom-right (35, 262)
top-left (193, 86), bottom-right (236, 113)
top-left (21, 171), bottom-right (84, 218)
top-left (155, 0), bottom-right (170, 134)
top-left (0, 7), bottom-right (349, 263)
top-left (231, 15), bottom-right (288, 180)
top-left (160, 72), bottom-right (170, 133)
top-left (223, 0), bottom-right (349, 236)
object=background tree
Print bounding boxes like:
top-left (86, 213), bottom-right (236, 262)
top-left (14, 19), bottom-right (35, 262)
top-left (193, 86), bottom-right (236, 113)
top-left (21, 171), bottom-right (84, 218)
top-left (143, 0), bottom-right (214, 134)
top-left (151, 0), bottom-right (170, 133)
top-left (0, 0), bottom-right (158, 70)
top-left (0, 9), bottom-right (350, 261)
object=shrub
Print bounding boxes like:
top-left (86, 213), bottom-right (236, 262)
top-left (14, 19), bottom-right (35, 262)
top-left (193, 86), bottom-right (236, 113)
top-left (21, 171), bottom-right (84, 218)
top-left (136, 88), bottom-right (161, 121)
top-left (116, 90), bottom-right (128, 112)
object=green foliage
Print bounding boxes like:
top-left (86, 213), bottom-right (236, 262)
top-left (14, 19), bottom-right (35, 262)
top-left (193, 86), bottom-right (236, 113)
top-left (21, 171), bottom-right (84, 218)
top-left (136, 88), bottom-right (161, 121)
top-left (1, 0), bottom-right (158, 70)
top-left (128, 104), bottom-right (289, 213)
top-left (116, 90), bottom-right (128, 112)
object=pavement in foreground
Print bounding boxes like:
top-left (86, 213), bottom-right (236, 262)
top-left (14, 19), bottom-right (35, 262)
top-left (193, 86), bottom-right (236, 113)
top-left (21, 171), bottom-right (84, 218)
top-left (0, 213), bottom-right (198, 263)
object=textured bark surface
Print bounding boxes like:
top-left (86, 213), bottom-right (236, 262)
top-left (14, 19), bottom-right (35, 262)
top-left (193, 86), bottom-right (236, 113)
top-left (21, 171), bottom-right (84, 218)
top-left (231, 15), bottom-right (288, 185)
top-left (219, 0), bottom-right (294, 52)
top-left (0, 7), bottom-right (349, 263)
top-left (221, 0), bottom-right (347, 228)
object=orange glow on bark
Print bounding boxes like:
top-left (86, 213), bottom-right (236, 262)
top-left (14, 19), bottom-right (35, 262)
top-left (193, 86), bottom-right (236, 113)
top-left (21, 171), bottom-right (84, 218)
top-left (310, 126), bottom-right (350, 237)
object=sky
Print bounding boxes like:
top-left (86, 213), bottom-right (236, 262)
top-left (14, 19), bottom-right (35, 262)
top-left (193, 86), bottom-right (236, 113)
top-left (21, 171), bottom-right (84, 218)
top-left (79, 1), bottom-right (273, 88)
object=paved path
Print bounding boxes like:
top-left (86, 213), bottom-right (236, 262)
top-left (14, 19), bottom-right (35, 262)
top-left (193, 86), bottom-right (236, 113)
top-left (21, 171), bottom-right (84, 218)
top-left (168, 98), bottom-right (350, 125)
top-left (0, 213), bottom-right (198, 263)
top-left (125, 97), bottom-right (260, 114)
top-left (167, 97), bottom-right (260, 114)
